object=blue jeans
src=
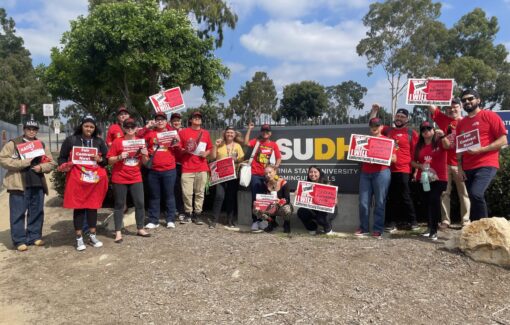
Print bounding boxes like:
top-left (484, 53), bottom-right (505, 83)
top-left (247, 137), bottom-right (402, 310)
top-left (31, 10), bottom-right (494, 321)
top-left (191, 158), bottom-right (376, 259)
top-left (9, 187), bottom-right (45, 246)
top-left (464, 167), bottom-right (497, 221)
top-left (147, 169), bottom-right (176, 224)
top-left (359, 169), bottom-right (391, 233)
top-left (251, 175), bottom-right (267, 221)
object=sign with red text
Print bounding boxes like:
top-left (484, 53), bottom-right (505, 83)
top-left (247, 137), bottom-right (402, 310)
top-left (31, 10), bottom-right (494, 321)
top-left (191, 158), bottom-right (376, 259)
top-left (149, 87), bottom-right (185, 113)
top-left (254, 193), bottom-right (279, 215)
top-left (16, 140), bottom-right (45, 160)
top-left (347, 134), bottom-right (394, 166)
top-left (406, 78), bottom-right (454, 106)
top-left (209, 157), bottom-right (236, 186)
top-left (122, 139), bottom-right (146, 155)
top-left (72, 146), bottom-right (98, 165)
top-left (156, 130), bottom-right (179, 147)
top-left (294, 181), bottom-right (338, 213)
top-left (456, 129), bottom-right (481, 153)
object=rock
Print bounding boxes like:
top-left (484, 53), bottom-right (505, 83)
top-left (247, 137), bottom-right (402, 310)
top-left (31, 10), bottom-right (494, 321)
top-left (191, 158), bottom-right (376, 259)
top-left (459, 217), bottom-right (510, 267)
top-left (444, 236), bottom-right (460, 251)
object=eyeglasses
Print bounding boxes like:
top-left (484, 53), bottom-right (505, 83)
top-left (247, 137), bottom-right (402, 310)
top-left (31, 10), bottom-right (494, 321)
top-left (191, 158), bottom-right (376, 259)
top-left (155, 118), bottom-right (166, 122)
top-left (461, 96), bottom-right (476, 103)
top-left (124, 126), bottom-right (136, 130)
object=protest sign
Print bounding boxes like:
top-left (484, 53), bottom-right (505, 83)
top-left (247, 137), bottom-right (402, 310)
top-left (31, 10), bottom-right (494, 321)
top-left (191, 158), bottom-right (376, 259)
top-left (156, 130), bottom-right (179, 147)
top-left (209, 157), bottom-right (237, 186)
top-left (406, 79), bottom-right (454, 106)
top-left (294, 181), bottom-right (338, 213)
top-left (122, 139), bottom-right (146, 156)
top-left (16, 140), bottom-right (45, 160)
top-left (72, 146), bottom-right (98, 165)
top-left (254, 193), bottom-right (279, 215)
top-left (347, 134), bottom-right (394, 166)
top-left (456, 129), bottom-right (481, 153)
top-left (149, 87), bottom-right (185, 113)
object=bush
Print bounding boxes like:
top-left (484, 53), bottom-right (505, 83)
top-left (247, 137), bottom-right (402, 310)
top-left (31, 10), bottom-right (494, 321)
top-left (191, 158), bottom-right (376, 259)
top-left (486, 147), bottom-right (510, 218)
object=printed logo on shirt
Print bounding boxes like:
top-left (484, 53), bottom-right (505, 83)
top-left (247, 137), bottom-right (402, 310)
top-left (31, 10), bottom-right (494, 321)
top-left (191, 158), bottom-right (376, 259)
top-left (472, 121), bottom-right (480, 127)
top-left (257, 145), bottom-right (274, 165)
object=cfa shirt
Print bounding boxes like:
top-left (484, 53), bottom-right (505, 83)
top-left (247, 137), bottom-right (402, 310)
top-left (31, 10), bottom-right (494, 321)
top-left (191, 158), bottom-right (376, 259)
top-left (248, 138), bottom-right (281, 176)
top-left (145, 128), bottom-right (177, 171)
top-left (381, 126), bottom-right (418, 174)
top-left (431, 109), bottom-right (459, 166)
top-left (106, 123), bottom-right (124, 147)
top-left (179, 128), bottom-right (212, 173)
top-left (361, 135), bottom-right (393, 174)
top-left (456, 110), bottom-right (507, 170)
top-left (415, 143), bottom-right (448, 182)
top-left (107, 137), bottom-right (144, 184)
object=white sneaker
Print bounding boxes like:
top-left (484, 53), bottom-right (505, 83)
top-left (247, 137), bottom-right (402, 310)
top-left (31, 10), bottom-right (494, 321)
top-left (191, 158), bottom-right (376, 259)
top-left (258, 220), bottom-right (268, 230)
top-left (421, 231), bottom-right (430, 237)
top-left (325, 230), bottom-right (335, 236)
top-left (308, 230), bottom-right (317, 235)
top-left (89, 233), bottom-right (103, 248)
top-left (166, 222), bottom-right (176, 229)
top-left (178, 214), bottom-right (185, 222)
top-left (251, 222), bottom-right (259, 231)
top-left (76, 237), bottom-right (86, 251)
top-left (145, 223), bottom-right (159, 229)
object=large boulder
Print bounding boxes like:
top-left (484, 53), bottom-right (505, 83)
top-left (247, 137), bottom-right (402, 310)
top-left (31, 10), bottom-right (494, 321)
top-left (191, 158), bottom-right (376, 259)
top-left (459, 217), bottom-right (510, 267)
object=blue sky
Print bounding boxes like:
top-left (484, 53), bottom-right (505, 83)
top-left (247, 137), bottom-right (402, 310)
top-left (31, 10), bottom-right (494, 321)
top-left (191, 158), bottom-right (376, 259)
top-left (2, 0), bottom-right (510, 114)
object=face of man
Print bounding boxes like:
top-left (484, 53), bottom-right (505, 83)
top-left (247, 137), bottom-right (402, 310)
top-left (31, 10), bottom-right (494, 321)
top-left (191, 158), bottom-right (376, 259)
top-left (155, 117), bottom-right (167, 129)
top-left (446, 104), bottom-right (462, 120)
top-left (393, 113), bottom-right (408, 128)
top-left (23, 127), bottom-right (38, 140)
top-left (191, 115), bottom-right (202, 127)
top-left (117, 111), bottom-right (129, 123)
top-left (461, 95), bottom-right (480, 113)
top-left (171, 118), bottom-right (181, 129)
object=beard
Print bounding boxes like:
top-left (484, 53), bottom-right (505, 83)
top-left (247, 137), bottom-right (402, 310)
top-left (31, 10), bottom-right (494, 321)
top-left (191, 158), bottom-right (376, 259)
top-left (393, 120), bottom-right (405, 128)
top-left (463, 102), bottom-right (479, 113)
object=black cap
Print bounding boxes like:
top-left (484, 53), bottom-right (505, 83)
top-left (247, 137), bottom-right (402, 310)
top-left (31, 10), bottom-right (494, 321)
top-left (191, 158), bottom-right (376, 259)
top-left (395, 108), bottom-right (409, 117)
top-left (23, 119), bottom-right (39, 129)
top-left (369, 117), bottom-right (382, 127)
top-left (154, 112), bottom-right (167, 119)
top-left (170, 112), bottom-right (182, 120)
top-left (122, 118), bottom-right (137, 128)
top-left (461, 89), bottom-right (480, 99)
top-left (260, 124), bottom-right (271, 132)
top-left (81, 114), bottom-right (96, 125)
top-left (191, 111), bottom-right (202, 118)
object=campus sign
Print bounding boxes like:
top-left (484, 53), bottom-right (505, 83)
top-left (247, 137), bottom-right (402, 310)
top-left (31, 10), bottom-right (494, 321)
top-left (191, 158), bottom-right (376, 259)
top-left (496, 111), bottom-right (510, 144)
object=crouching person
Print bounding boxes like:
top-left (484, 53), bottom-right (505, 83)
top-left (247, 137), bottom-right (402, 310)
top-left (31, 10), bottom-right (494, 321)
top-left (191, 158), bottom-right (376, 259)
top-left (0, 119), bottom-right (56, 251)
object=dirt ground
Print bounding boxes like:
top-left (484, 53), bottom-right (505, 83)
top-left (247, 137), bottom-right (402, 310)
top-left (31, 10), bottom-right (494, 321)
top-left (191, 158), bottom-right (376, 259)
top-left (1, 185), bottom-right (510, 325)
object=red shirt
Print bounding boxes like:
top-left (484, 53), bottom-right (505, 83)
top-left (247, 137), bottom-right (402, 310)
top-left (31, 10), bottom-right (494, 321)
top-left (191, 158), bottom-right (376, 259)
top-left (381, 126), bottom-right (418, 173)
top-left (431, 109), bottom-right (459, 166)
top-left (145, 128), bottom-right (177, 171)
top-left (106, 123), bottom-right (124, 147)
top-left (361, 135), bottom-right (393, 174)
top-left (415, 143), bottom-right (448, 182)
top-left (456, 110), bottom-right (507, 170)
top-left (107, 137), bottom-right (144, 184)
top-left (248, 138), bottom-right (282, 176)
top-left (179, 127), bottom-right (212, 173)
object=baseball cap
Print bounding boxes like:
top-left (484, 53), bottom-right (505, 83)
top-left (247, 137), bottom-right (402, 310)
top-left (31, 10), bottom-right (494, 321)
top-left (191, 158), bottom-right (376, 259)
top-left (122, 118), bottom-right (137, 128)
top-left (81, 115), bottom-right (96, 125)
top-left (117, 106), bottom-right (129, 115)
top-left (420, 121), bottom-right (433, 130)
top-left (154, 112), bottom-right (167, 119)
top-left (170, 112), bottom-right (182, 120)
top-left (191, 111), bottom-right (202, 118)
top-left (368, 117), bottom-right (382, 127)
top-left (260, 124), bottom-right (271, 132)
top-left (395, 108), bottom-right (409, 117)
top-left (23, 119), bottom-right (39, 129)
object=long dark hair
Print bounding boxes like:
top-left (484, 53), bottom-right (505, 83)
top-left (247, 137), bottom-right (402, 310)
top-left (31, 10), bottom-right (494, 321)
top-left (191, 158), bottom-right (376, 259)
top-left (306, 165), bottom-right (329, 184)
top-left (414, 129), bottom-right (440, 162)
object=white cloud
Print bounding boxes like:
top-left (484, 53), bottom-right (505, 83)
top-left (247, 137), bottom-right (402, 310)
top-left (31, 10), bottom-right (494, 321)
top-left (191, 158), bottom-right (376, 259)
top-left (182, 86), bottom-right (205, 108)
top-left (225, 62), bottom-right (246, 74)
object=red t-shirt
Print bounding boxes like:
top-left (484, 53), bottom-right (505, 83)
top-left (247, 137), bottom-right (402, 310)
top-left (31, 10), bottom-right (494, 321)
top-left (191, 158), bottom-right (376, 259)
top-left (361, 135), bottom-right (393, 174)
top-left (107, 137), bottom-right (144, 184)
top-left (431, 109), bottom-right (459, 166)
top-left (179, 128), bottom-right (212, 173)
top-left (248, 139), bottom-right (282, 176)
top-left (106, 123), bottom-right (124, 147)
top-left (456, 110), bottom-right (507, 170)
top-left (415, 143), bottom-right (448, 182)
top-left (145, 128), bottom-right (177, 171)
top-left (381, 126), bottom-right (418, 173)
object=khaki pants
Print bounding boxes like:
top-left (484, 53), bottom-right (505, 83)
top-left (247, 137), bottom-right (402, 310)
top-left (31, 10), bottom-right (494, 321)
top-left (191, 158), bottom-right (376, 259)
top-left (440, 165), bottom-right (470, 225)
top-left (181, 172), bottom-right (208, 214)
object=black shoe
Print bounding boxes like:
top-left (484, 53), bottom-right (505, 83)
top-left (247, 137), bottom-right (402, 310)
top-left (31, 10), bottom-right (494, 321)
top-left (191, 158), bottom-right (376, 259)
top-left (208, 218), bottom-right (216, 229)
top-left (283, 221), bottom-right (291, 233)
top-left (264, 222), bottom-right (274, 233)
top-left (193, 213), bottom-right (204, 225)
top-left (227, 215), bottom-right (235, 228)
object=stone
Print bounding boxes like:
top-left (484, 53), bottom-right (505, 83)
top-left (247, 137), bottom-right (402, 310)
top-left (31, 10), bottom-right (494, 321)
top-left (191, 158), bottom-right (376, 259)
top-left (459, 217), bottom-right (510, 267)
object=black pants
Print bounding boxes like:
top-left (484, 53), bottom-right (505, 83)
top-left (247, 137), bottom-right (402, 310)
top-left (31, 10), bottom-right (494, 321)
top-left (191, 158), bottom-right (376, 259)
top-left (297, 208), bottom-right (336, 233)
top-left (419, 181), bottom-right (447, 234)
top-left (211, 179), bottom-right (238, 222)
top-left (385, 172), bottom-right (417, 226)
top-left (113, 182), bottom-right (145, 231)
top-left (73, 209), bottom-right (97, 231)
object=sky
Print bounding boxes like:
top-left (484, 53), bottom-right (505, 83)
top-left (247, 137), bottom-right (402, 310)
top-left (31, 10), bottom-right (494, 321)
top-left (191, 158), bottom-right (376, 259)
top-left (2, 0), bottom-right (510, 116)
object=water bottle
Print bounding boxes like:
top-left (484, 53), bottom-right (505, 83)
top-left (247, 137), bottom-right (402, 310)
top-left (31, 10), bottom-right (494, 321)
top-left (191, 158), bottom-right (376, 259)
top-left (421, 163), bottom-right (431, 192)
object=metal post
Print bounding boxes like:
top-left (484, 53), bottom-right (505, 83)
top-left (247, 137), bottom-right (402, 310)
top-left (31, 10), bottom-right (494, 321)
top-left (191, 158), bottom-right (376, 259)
top-left (48, 117), bottom-right (52, 152)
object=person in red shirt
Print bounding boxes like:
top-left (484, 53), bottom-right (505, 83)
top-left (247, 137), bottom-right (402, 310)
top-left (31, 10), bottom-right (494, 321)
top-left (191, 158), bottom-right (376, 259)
top-left (411, 122), bottom-right (450, 241)
top-left (456, 89), bottom-right (508, 221)
top-left (244, 123), bottom-right (282, 232)
top-left (370, 104), bottom-right (419, 232)
top-left (178, 111), bottom-right (212, 225)
top-left (107, 118), bottom-right (151, 242)
top-left (106, 106), bottom-right (130, 147)
top-left (170, 112), bottom-right (186, 221)
top-left (428, 98), bottom-right (470, 227)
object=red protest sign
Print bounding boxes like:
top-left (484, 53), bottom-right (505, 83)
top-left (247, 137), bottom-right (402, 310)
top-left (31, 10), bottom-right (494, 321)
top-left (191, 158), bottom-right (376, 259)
top-left (456, 129), bottom-right (481, 153)
top-left (16, 140), bottom-right (45, 160)
top-left (156, 130), bottom-right (179, 147)
top-left (406, 78), bottom-right (454, 106)
top-left (254, 194), bottom-right (279, 215)
top-left (149, 87), bottom-right (185, 113)
top-left (209, 157), bottom-right (236, 186)
top-left (122, 139), bottom-right (146, 156)
top-left (72, 146), bottom-right (98, 165)
top-left (347, 134), bottom-right (394, 166)
top-left (294, 181), bottom-right (338, 213)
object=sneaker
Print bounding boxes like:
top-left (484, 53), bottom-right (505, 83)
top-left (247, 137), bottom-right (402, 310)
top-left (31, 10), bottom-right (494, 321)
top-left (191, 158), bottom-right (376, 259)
top-left (76, 237), bottom-right (86, 251)
top-left (89, 233), bottom-right (103, 248)
top-left (411, 223), bottom-right (421, 230)
top-left (178, 214), bottom-right (185, 222)
top-left (144, 223), bottom-right (159, 229)
top-left (308, 230), bottom-right (317, 235)
top-left (354, 229), bottom-right (369, 237)
top-left (17, 244), bottom-right (28, 252)
top-left (371, 231), bottom-right (382, 239)
top-left (180, 216), bottom-right (191, 224)
top-left (429, 233), bottom-right (438, 241)
top-left (208, 221), bottom-right (216, 229)
top-left (258, 220), bottom-right (268, 230)
top-left (251, 222), bottom-right (260, 232)
top-left (325, 230), bottom-right (335, 236)
top-left (421, 231), bottom-right (431, 237)
top-left (34, 239), bottom-right (45, 246)
top-left (439, 222), bottom-right (449, 230)
top-left (384, 224), bottom-right (397, 233)
top-left (166, 222), bottom-right (176, 229)
top-left (193, 218), bottom-right (204, 225)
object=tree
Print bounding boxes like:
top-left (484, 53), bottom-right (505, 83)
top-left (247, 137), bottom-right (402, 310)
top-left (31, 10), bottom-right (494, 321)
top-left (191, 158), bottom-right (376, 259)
top-left (279, 81), bottom-right (328, 121)
top-left (356, 0), bottom-right (441, 116)
top-left (44, 0), bottom-right (229, 122)
top-left (181, 103), bottom-right (226, 128)
top-left (229, 71), bottom-right (277, 125)
top-left (0, 8), bottom-right (52, 124)
top-left (325, 81), bottom-right (367, 123)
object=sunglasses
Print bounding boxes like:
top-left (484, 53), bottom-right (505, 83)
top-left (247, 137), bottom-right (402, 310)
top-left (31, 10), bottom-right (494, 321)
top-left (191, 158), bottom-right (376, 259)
top-left (420, 127), bottom-right (433, 132)
top-left (461, 96), bottom-right (476, 103)
top-left (124, 126), bottom-right (136, 130)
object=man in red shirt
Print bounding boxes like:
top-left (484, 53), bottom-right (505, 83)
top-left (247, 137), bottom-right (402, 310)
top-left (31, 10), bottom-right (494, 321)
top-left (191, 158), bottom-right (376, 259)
top-left (370, 104), bottom-right (419, 231)
top-left (428, 98), bottom-right (470, 227)
top-left (178, 111), bottom-right (212, 225)
top-left (106, 106), bottom-right (130, 147)
top-left (170, 112), bottom-right (185, 221)
top-left (456, 89), bottom-right (507, 221)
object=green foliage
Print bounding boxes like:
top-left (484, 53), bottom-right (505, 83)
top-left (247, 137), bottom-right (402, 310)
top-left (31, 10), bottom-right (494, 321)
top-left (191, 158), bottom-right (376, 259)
top-left (280, 81), bottom-right (328, 120)
top-left (486, 147), bottom-right (510, 218)
top-left (181, 102), bottom-right (227, 128)
top-left (44, 0), bottom-right (229, 122)
top-left (325, 81), bottom-right (367, 123)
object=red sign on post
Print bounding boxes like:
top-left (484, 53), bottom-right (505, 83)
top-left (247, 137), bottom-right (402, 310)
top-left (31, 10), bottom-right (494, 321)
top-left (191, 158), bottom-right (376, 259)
top-left (20, 104), bottom-right (27, 115)
top-left (72, 146), bottom-right (98, 165)
top-left (456, 129), bottom-right (481, 153)
top-left (16, 140), bottom-right (45, 160)
top-left (149, 87), bottom-right (185, 113)
top-left (347, 134), bottom-right (394, 166)
top-left (209, 157), bottom-right (237, 186)
top-left (294, 181), bottom-right (338, 213)
top-left (406, 78), bottom-right (454, 106)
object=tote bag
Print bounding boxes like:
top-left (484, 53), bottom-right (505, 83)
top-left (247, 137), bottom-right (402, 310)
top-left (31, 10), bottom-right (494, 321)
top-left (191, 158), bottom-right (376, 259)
top-left (239, 141), bottom-right (260, 187)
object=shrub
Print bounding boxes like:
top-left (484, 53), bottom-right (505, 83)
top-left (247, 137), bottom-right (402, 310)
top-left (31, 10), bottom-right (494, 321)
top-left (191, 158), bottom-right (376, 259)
top-left (486, 147), bottom-right (510, 218)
